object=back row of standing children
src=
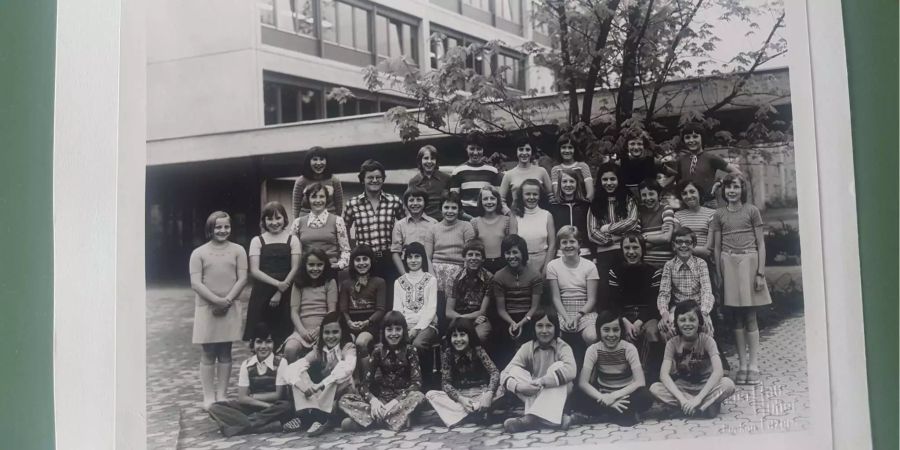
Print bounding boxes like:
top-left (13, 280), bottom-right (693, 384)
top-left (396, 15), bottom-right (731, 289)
top-left (188, 123), bottom-right (772, 436)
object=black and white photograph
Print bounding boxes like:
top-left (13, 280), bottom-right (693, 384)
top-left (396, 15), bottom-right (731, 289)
top-left (129, 0), bottom-right (847, 448)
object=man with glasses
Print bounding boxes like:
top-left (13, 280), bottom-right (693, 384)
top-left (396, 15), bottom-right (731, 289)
top-left (344, 159), bottom-right (406, 301)
top-left (656, 227), bottom-right (715, 340)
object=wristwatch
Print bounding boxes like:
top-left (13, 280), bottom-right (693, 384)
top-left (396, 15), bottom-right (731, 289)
top-left (524, 316), bottom-right (532, 322)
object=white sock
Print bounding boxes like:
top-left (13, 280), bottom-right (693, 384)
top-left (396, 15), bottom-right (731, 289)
top-left (200, 363), bottom-right (216, 409)
top-left (734, 328), bottom-right (748, 370)
top-left (747, 330), bottom-right (761, 371)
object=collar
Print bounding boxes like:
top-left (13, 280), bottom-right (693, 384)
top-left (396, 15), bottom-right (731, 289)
top-left (674, 256), bottom-right (699, 271)
top-left (247, 352), bottom-right (276, 371)
top-left (307, 210), bottom-right (330, 226)
top-left (406, 214), bottom-right (436, 223)
top-left (531, 338), bottom-right (562, 354)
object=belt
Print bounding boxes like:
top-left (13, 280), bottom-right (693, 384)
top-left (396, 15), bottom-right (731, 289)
top-left (372, 250), bottom-right (386, 258)
top-left (723, 248), bottom-right (758, 255)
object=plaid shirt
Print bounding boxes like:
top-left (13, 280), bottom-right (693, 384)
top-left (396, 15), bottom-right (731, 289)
top-left (343, 192), bottom-right (405, 253)
top-left (656, 255), bottom-right (714, 315)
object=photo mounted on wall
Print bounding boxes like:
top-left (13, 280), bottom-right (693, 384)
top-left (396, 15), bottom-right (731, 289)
top-left (144, 0), bottom-right (830, 448)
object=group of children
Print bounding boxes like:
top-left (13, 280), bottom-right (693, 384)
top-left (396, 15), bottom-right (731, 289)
top-left (188, 123), bottom-right (772, 437)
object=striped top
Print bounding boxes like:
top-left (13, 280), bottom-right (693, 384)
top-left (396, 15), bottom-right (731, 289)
top-left (674, 207), bottom-right (715, 248)
top-left (449, 162), bottom-right (500, 216)
top-left (640, 205), bottom-right (678, 267)
top-left (711, 203), bottom-right (763, 252)
top-left (583, 341), bottom-right (642, 390)
top-left (492, 266), bottom-right (542, 315)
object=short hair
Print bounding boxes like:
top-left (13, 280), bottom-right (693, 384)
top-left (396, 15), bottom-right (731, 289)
top-left (500, 234), bottom-right (530, 266)
top-left (675, 179), bottom-right (702, 201)
top-left (671, 226), bottom-right (698, 246)
top-left (381, 310), bottom-right (410, 346)
top-left (204, 211), bottom-right (230, 240)
top-left (594, 309), bottom-right (626, 341)
top-left (403, 187), bottom-right (429, 206)
top-left (297, 248), bottom-right (332, 287)
top-left (259, 201), bottom-right (288, 233)
top-left (303, 183), bottom-right (332, 209)
top-left (358, 159), bottom-right (386, 184)
top-left (440, 191), bottom-right (464, 214)
top-left (444, 317), bottom-right (481, 351)
top-left (679, 122), bottom-right (707, 141)
top-left (349, 244), bottom-right (376, 279)
top-left (619, 231), bottom-right (647, 256)
top-left (556, 225), bottom-right (580, 244)
top-left (300, 146), bottom-right (331, 179)
top-left (465, 131), bottom-right (486, 148)
top-left (474, 185), bottom-right (503, 216)
top-left (721, 173), bottom-right (748, 203)
top-left (248, 322), bottom-right (274, 349)
top-left (554, 167), bottom-right (588, 203)
top-left (637, 178), bottom-right (663, 195)
top-left (315, 311), bottom-right (351, 355)
top-left (513, 178), bottom-right (546, 217)
top-left (673, 300), bottom-right (704, 335)
top-left (462, 238), bottom-right (486, 258)
top-left (623, 129), bottom-right (651, 148)
top-left (402, 242), bottom-right (429, 272)
top-left (416, 145), bottom-right (439, 173)
top-left (531, 312), bottom-right (561, 339)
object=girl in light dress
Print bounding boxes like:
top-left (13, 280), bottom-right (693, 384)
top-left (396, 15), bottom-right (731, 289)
top-left (512, 179), bottom-right (556, 276)
top-left (189, 211), bottom-right (248, 410)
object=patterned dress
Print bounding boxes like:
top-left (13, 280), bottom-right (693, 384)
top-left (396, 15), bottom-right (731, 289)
top-left (338, 344), bottom-right (425, 431)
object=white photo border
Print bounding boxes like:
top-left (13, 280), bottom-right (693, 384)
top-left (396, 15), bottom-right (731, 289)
top-left (50, 0), bottom-right (871, 448)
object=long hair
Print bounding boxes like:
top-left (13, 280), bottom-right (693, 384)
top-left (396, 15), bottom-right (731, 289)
top-left (416, 145), bottom-right (439, 175)
top-left (594, 309), bottom-right (625, 343)
top-left (380, 310), bottom-right (410, 349)
top-left (315, 311), bottom-right (351, 356)
top-left (555, 134), bottom-right (584, 162)
top-left (402, 242), bottom-right (429, 273)
top-left (554, 167), bottom-right (588, 203)
top-left (721, 173), bottom-right (748, 203)
top-left (296, 248), bottom-right (332, 287)
top-left (300, 146), bottom-right (331, 179)
top-left (474, 185), bottom-right (503, 217)
top-left (444, 317), bottom-right (482, 354)
top-left (590, 163), bottom-right (630, 219)
top-left (513, 178), bottom-right (547, 217)
top-left (531, 312), bottom-right (561, 340)
top-left (259, 201), bottom-right (289, 233)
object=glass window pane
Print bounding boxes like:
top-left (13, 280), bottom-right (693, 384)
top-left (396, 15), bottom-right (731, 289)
top-left (280, 84), bottom-right (299, 123)
top-left (463, 0), bottom-right (489, 11)
top-left (264, 82), bottom-right (279, 125)
top-left (359, 99), bottom-right (376, 114)
top-left (376, 15), bottom-right (389, 56)
top-left (337, 2), bottom-right (353, 47)
top-left (380, 100), bottom-right (398, 112)
top-left (354, 8), bottom-right (368, 51)
top-left (326, 98), bottom-right (341, 118)
top-left (321, 1), bottom-right (336, 42)
top-left (301, 88), bottom-right (321, 121)
top-left (343, 97), bottom-right (359, 116)
top-left (498, 0), bottom-right (521, 24)
top-left (388, 22), bottom-right (402, 57)
top-left (402, 24), bottom-right (415, 62)
top-left (259, 0), bottom-right (275, 26)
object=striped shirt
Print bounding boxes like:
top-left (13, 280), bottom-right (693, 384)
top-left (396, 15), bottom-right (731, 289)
top-left (587, 196), bottom-right (640, 253)
top-left (449, 162), bottom-right (500, 216)
top-left (492, 266), bottom-right (542, 315)
top-left (640, 205), bottom-right (678, 267)
top-left (674, 207), bottom-right (715, 248)
top-left (583, 341), bottom-right (642, 390)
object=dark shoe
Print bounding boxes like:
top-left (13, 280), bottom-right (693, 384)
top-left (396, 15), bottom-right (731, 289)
top-left (222, 425), bottom-right (247, 437)
top-left (704, 402), bottom-right (722, 419)
top-left (611, 411), bottom-right (639, 427)
top-left (503, 417), bottom-right (533, 433)
top-left (559, 414), bottom-right (572, 430)
top-left (282, 417), bottom-right (303, 433)
top-left (256, 422), bottom-right (284, 434)
top-left (341, 417), bottom-right (363, 432)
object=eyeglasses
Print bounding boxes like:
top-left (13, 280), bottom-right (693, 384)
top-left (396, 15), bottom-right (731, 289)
top-left (365, 175), bottom-right (384, 182)
top-left (674, 239), bottom-right (694, 246)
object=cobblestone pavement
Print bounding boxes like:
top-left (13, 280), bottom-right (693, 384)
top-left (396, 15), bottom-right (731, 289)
top-left (147, 286), bottom-right (810, 450)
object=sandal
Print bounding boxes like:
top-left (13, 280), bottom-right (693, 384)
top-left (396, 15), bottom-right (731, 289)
top-left (307, 421), bottom-right (329, 437)
top-left (735, 370), bottom-right (748, 385)
top-left (282, 417), bottom-right (303, 433)
top-left (745, 369), bottom-right (761, 385)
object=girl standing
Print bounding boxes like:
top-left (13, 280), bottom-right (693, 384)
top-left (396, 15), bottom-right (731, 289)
top-left (577, 310), bottom-right (652, 426)
top-left (492, 235), bottom-right (543, 367)
top-left (190, 211), bottom-right (249, 409)
top-left (338, 244), bottom-right (387, 360)
top-left (550, 134), bottom-right (594, 201)
top-left (445, 239), bottom-right (493, 343)
top-left (427, 192), bottom-right (475, 302)
top-left (407, 145), bottom-right (451, 222)
top-left (470, 186), bottom-right (518, 274)
top-left (712, 174), bottom-right (771, 385)
top-left (588, 163), bottom-right (640, 298)
top-left (245, 202), bottom-right (301, 348)
top-left (546, 226), bottom-right (600, 347)
top-left (338, 311), bottom-right (425, 432)
top-left (674, 180), bottom-right (716, 258)
top-left (499, 138), bottom-right (555, 206)
top-left (549, 168), bottom-right (592, 259)
top-left (291, 183), bottom-right (351, 272)
top-left (284, 248), bottom-right (338, 362)
top-left (208, 322), bottom-right (294, 436)
top-left (292, 147), bottom-right (344, 218)
top-left (637, 180), bottom-right (677, 267)
top-left (500, 314), bottom-right (576, 433)
top-left (394, 242), bottom-right (440, 352)
top-left (513, 179), bottom-right (556, 276)
top-left (649, 301), bottom-right (734, 418)
top-left (283, 311), bottom-right (358, 436)
top-left (425, 318), bottom-right (501, 427)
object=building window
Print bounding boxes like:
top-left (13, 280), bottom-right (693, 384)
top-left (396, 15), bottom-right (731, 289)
top-left (463, 0), bottom-right (490, 12)
top-left (264, 72), bottom-right (416, 125)
top-left (375, 15), bottom-right (418, 63)
top-left (259, 0), bottom-right (318, 37)
top-left (430, 27), bottom-right (486, 75)
top-left (493, 52), bottom-right (525, 90)
top-left (496, 0), bottom-right (521, 24)
top-left (431, 0), bottom-right (524, 34)
top-left (321, 0), bottom-right (370, 51)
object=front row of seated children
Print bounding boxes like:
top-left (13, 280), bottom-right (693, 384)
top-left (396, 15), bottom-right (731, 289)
top-left (210, 300), bottom-right (734, 437)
